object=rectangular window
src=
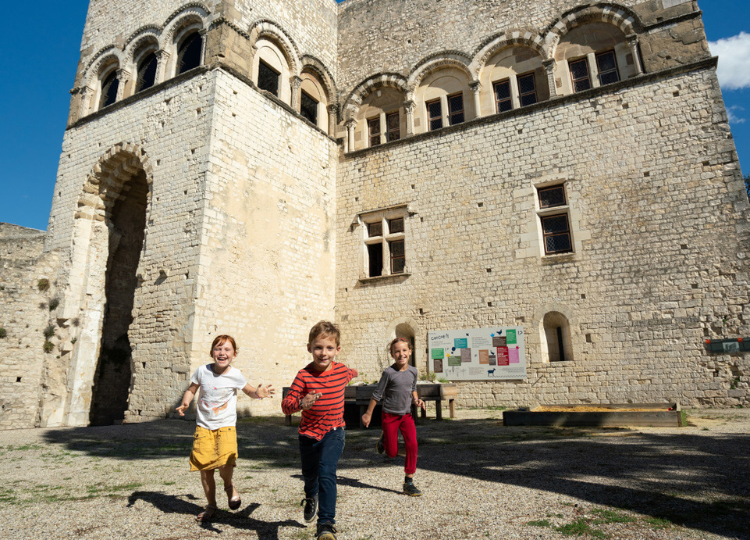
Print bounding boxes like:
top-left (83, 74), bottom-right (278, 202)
top-left (300, 91), bottom-right (318, 124)
top-left (448, 93), bottom-right (464, 125)
top-left (541, 214), bottom-right (572, 254)
top-left (367, 221), bottom-right (383, 237)
top-left (494, 79), bottom-right (512, 113)
top-left (596, 50), bottom-right (620, 86)
top-left (367, 243), bottom-right (383, 277)
top-left (569, 58), bottom-right (591, 93)
top-left (518, 72), bottom-right (538, 107)
top-left (361, 207), bottom-right (408, 279)
top-left (538, 185), bottom-right (567, 209)
top-left (258, 61), bottom-right (280, 96)
top-left (390, 240), bottom-right (405, 274)
top-left (368, 117), bottom-right (381, 147)
top-left (427, 99), bottom-right (443, 131)
top-left (388, 217), bottom-right (404, 234)
top-left (386, 111), bottom-right (400, 142)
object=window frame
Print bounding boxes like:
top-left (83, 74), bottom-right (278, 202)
top-left (493, 78), bottom-right (513, 113)
top-left (568, 57), bottom-right (591, 93)
top-left (99, 69), bottom-right (119, 110)
top-left (135, 51), bottom-right (158, 93)
top-left (386, 111), bottom-right (400, 142)
top-left (595, 50), bottom-right (620, 86)
top-left (535, 183), bottom-right (574, 256)
top-left (257, 60), bottom-right (280, 97)
top-left (360, 206), bottom-right (409, 279)
top-left (517, 72), bottom-right (538, 107)
top-left (367, 116), bottom-right (381, 147)
top-left (426, 98), bottom-right (443, 131)
top-left (300, 90), bottom-right (318, 125)
top-left (447, 92), bottom-right (464, 126)
top-left (176, 31), bottom-right (203, 75)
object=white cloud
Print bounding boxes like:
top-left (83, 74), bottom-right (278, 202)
top-left (726, 105), bottom-right (746, 124)
top-left (709, 32), bottom-right (750, 90)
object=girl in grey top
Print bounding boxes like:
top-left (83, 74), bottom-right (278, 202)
top-left (362, 338), bottom-right (425, 496)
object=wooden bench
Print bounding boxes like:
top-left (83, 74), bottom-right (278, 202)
top-left (282, 383), bottom-right (457, 427)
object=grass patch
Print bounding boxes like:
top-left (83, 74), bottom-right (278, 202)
top-left (590, 509), bottom-right (636, 524)
top-left (525, 519), bottom-right (551, 527)
top-left (642, 516), bottom-right (672, 529)
top-left (555, 518), bottom-right (606, 537)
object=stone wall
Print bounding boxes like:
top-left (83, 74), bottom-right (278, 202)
top-left (0, 224), bottom-right (59, 430)
top-left (336, 0), bottom-right (707, 98)
top-left (335, 65), bottom-right (750, 408)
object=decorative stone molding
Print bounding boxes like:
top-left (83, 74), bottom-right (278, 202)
top-left (248, 19), bottom-right (301, 77)
top-left (342, 73), bottom-right (408, 121)
top-left (407, 54), bottom-right (473, 94)
top-left (470, 30), bottom-right (547, 77)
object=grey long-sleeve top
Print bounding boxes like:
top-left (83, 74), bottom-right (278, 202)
top-left (370, 364), bottom-right (418, 415)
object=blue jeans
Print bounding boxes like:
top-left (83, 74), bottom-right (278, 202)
top-left (299, 427), bottom-right (345, 525)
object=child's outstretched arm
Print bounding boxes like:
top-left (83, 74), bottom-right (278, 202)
top-left (176, 382), bottom-right (200, 416)
top-left (242, 383), bottom-right (276, 399)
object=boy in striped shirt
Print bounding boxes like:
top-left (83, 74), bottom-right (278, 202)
top-left (281, 321), bottom-right (358, 540)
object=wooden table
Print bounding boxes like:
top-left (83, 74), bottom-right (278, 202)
top-left (282, 383), bottom-right (457, 428)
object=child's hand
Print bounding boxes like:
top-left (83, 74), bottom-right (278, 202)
top-left (175, 403), bottom-right (189, 416)
top-left (256, 384), bottom-right (276, 399)
top-left (350, 369), bottom-right (359, 378)
top-left (361, 411), bottom-right (371, 427)
top-left (415, 398), bottom-right (426, 411)
top-left (301, 392), bottom-right (322, 410)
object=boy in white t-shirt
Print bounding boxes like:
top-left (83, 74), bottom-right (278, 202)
top-left (176, 334), bottom-right (275, 522)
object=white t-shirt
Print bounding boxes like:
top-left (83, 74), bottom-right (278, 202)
top-left (190, 364), bottom-right (248, 430)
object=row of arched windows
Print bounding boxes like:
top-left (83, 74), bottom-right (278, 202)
top-left (345, 20), bottom-right (642, 152)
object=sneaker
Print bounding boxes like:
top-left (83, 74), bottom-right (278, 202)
top-left (403, 481), bottom-right (422, 497)
top-left (301, 494), bottom-right (318, 523)
top-left (376, 432), bottom-right (385, 454)
top-left (316, 522), bottom-right (337, 540)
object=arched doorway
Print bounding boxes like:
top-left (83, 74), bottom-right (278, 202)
top-left (89, 169), bottom-right (148, 425)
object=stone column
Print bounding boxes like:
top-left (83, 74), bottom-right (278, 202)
top-left (626, 34), bottom-right (644, 75)
top-left (404, 100), bottom-right (415, 137)
top-left (291, 76), bottom-right (302, 110)
top-left (587, 52), bottom-right (600, 89)
top-left (469, 80), bottom-right (482, 118)
top-left (509, 75), bottom-right (521, 110)
top-left (199, 29), bottom-right (208, 66)
top-left (155, 50), bottom-right (171, 84)
top-left (327, 104), bottom-right (338, 137)
top-left (76, 86), bottom-right (93, 120)
top-left (116, 69), bottom-right (131, 101)
top-left (543, 59), bottom-right (558, 98)
top-left (346, 119), bottom-right (356, 153)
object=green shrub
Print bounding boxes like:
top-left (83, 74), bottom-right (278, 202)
top-left (0, 328), bottom-right (6, 339)
top-left (43, 325), bottom-right (55, 339)
top-left (37, 279), bottom-right (50, 292)
top-left (48, 298), bottom-right (60, 311)
top-left (43, 341), bottom-right (54, 353)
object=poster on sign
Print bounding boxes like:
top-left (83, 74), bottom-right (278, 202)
top-left (428, 327), bottom-right (527, 380)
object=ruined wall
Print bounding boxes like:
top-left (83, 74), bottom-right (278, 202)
top-left (0, 225), bottom-right (59, 429)
top-left (336, 0), bottom-right (707, 97)
top-left (335, 66), bottom-right (750, 407)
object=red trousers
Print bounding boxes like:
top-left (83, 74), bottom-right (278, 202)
top-left (381, 411), bottom-right (418, 475)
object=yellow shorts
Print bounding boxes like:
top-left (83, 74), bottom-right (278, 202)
top-left (189, 425), bottom-right (238, 471)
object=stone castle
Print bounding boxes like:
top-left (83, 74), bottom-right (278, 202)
top-left (1, 0), bottom-right (748, 430)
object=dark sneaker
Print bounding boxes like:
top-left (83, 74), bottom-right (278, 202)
top-left (301, 494), bottom-right (318, 523)
top-left (376, 432), bottom-right (385, 454)
top-left (316, 522), bottom-right (337, 540)
top-left (403, 482), bottom-right (422, 497)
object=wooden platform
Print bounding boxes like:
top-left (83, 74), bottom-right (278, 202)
top-left (503, 403), bottom-right (684, 427)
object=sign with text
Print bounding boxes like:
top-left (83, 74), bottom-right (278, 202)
top-left (428, 327), bottom-right (527, 380)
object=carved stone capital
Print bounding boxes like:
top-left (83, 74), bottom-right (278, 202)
top-left (469, 80), bottom-right (482, 94)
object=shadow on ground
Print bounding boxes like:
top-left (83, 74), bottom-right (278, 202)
top-left (43, 414), bottom-right (750, 539)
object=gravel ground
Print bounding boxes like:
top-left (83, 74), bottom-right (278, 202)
top-left (1, 407), bottom-right (749, 540)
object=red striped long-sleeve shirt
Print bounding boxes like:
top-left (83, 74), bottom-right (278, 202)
top-left (281, 361), bottom-right (357, 440)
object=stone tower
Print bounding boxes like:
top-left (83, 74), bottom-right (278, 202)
top-left (39, 0), bottom-right (340, 427)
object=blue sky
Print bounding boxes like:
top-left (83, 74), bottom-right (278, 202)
top-left (0, 1), bottom-right (747, 231)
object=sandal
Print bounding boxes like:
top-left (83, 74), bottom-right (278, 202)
top-left (225, 484), bottom-right (241, 510)
top-left (196, 504), bottom-right (217, 522)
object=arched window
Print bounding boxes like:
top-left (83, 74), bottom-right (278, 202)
top-left (355, 86), bottom-right (405, 150)
top-left (135, 52), bottom-right (157, 93)
top-left (177, 32), bottom-right (202, 74)
top-left (542, 311), bottom-right (573, 363)
top-left (99, 70), bottom-right (119, 109)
